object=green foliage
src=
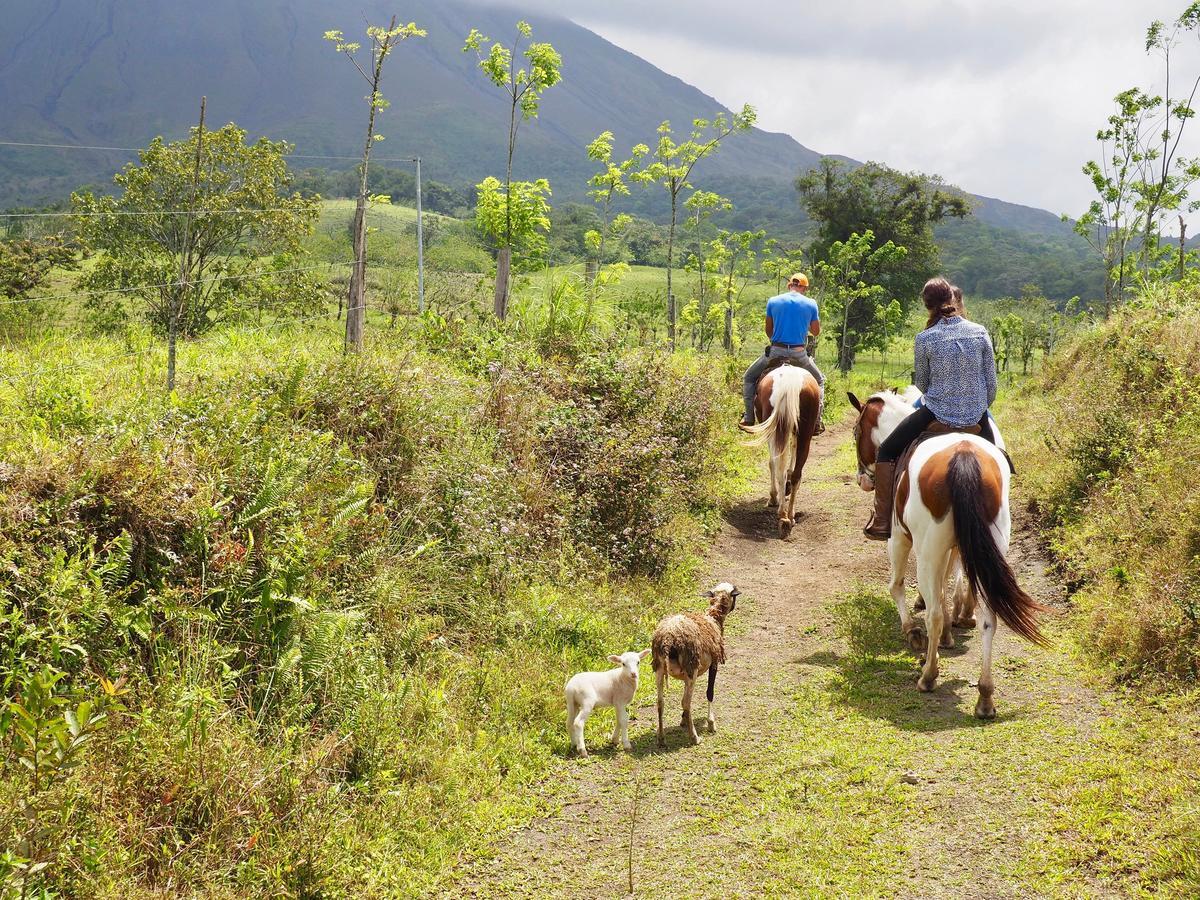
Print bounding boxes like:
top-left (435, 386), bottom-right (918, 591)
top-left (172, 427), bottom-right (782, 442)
top-left (475, 176), bottom-right (552, 268)
top-left (463, 22), bottom-right (563, 121)
top-left (797, 158), bottom-right (969, 311)
top-left (829, 587), bottom-right (898, 659)
top-left (463, 20), bottom-right (563, 315)
top-left (630, 107), bottom-right (757, 345)
top-left (585, 131), bottom-right (646, 266)
top-left (813, 230), bottom-right (907, 372)
top-left (1075, 5), bottom-right (1200, 314)
top-left (1, 668), bottom-right (122, 896)
top-left (0, 315), bottom-right (742, 894)
top-left (0, 233), bottom-right (79, 335)
top-left (1009, 286), bottom-right (1200, 683)
top-left (72, 125), bottom-right (320, 336)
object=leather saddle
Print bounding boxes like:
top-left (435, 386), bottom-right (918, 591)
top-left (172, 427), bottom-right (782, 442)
top-left (894, 420), bottom-right (1016, 483)
top-left (760, 356), bottom-right (807, 380)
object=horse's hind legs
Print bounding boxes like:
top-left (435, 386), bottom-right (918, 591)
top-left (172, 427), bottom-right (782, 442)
top-left (889, 530), bottom-right (926, 652)
top-left (975, 602), bottom-right (998, 719)
top-left (916, 550), bottom-right (951, 692)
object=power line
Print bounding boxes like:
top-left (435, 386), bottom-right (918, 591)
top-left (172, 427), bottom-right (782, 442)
top-left (0, 258), bottom-right (350, 309)
top-left (0, 207), bottom-right (314, 219)
top-left (0, 139), bottom-right (418, 164)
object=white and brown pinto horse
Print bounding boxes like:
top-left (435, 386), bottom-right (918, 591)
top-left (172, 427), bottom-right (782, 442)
top-left (743, 365), bottom-right (821, 538)
top-left (849, 389), bottom-right (1047, 718)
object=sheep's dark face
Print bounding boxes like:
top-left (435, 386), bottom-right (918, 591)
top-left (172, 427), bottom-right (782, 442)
top-left (702, 582), bottom-right (740, 616)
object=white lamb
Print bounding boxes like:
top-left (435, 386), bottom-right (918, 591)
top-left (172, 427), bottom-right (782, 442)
top-left (564, 649), bottom-right (650, 757)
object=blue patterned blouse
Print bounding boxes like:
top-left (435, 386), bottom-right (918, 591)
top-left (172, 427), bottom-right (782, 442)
top-left (913, 316), bottom-right (997, 427)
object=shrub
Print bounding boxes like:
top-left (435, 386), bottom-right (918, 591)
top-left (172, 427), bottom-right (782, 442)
top-left (0, 315), bottom-right (744, 894)
top-left (1008, 287), bottom-right (1200, 684)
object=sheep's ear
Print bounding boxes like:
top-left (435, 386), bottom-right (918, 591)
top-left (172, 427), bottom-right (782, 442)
top-left (608, 655), bottom-right (622, 665)
top-left (848, 392), bottom-right (864, 412)
top-left (730, 587), bottom-right (741, 598)
top-left (639, 648), bottom-right (651, 660)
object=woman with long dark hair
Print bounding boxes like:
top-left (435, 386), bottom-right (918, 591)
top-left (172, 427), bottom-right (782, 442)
top-left (863, 278), bottom-right (998, 540)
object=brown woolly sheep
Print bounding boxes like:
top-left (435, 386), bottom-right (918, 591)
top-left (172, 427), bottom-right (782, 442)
top-left (651, 582), bottom-right (739, 747)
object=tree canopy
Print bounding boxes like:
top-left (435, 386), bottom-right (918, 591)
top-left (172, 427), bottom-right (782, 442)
top-left (797, 158), bottom-right (970, 308)
top-left (72, 124), bottom-right (320, 337)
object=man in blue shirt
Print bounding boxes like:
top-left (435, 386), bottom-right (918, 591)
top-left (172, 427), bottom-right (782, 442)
top-left (739, 273), bottom-right (825, 432)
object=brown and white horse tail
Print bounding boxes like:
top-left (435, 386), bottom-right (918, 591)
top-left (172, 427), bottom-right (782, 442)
top-left (742, 375), bottom-right (802, 455)
top-left (947, 449), bottom-right (1050, 646)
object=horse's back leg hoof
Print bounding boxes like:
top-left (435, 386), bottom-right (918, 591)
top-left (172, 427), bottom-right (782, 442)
top-left (917, 674), bottom-right (937, 693)
top-left (904, 625), bottom-right (927, 653)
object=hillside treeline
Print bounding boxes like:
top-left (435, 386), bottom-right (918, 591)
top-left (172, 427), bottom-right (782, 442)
top-left (291, 164), bottom-right (1104, 305)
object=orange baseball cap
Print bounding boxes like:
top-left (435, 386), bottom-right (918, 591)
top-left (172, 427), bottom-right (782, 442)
top-left (789, 273), bottom-right (809, 288)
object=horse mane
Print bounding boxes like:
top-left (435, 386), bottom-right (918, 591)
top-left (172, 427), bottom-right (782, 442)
top-left (866, 387), bottom-right (921, 446)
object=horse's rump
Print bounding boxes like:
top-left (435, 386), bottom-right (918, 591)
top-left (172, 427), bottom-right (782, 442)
top-left (936, 443), bottom-right (1049, 645)
top-left (744, 367), bottom-right (820, 454)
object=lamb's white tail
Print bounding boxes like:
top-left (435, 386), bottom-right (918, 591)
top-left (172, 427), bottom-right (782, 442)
top-left (743, 371), bottom-right (803, 456)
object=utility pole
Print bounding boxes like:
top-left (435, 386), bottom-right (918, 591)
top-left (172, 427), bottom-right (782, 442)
top-left (170, 95), bottom-right (206, 393)
top-left (415, 156), bottom-right (425, 313)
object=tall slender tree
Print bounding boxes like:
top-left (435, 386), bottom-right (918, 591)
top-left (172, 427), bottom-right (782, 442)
top-left (465, 21), bottom-right (563, 319)
top-left (326, 19), bottom-right (425, 351)
top-left (632, 106), bottom-right (756, 349)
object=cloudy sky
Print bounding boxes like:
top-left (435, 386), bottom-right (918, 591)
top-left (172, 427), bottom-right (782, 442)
top-left (491, 0), bottom-right (1200, 218)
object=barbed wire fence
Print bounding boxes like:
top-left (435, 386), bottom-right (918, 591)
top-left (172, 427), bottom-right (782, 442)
top-left (0, 129), bottom-right (467, 390)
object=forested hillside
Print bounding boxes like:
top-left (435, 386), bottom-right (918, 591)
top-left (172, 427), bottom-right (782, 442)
top-left (0, 0), bottom-right (1101, 304)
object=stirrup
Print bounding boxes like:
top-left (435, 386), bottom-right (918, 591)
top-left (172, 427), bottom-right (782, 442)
top-left (863, 519), bottom-right (891, 541)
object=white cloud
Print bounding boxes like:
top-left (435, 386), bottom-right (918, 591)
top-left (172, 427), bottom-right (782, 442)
top-left (482, 0), bottom-right (1200, 218)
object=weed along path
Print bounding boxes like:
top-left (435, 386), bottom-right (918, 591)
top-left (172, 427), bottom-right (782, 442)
top-left (445, 425), bottom-right (1200, 900)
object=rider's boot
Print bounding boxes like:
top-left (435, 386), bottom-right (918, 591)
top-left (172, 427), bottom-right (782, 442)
top-left (739, 400), bottom-right (756, 432)
top-left (863, 461), bottom-right (895, 541)
top-left (814, 395), bottom-right (826, 435)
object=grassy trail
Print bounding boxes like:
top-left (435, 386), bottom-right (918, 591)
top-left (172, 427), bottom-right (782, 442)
top-left (444, 425), bottom-right (1200, 899)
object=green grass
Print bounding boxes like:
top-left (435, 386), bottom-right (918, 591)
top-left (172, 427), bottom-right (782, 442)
top-left (0, 312), bottom-right (752, 897)
top-left (691, 588), bottom-right (1200, 898)
top-left (1003, 286), bottom-right (1200, 685)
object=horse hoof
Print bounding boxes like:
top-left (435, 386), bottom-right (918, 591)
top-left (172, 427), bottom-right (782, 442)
top-left (778, 520), bottom-right (793, 539)
top-left (707, 719), bottom-right (716, 733)
top-left (689, 733), bottom-right (702, 746)
top-left (914, 596), bottom-right (926, 612)
top-left (975, 700), bottom-right (996, 720)
top-left (917, 675), bottom-right (937, 693)
top-left (954, 617), bottom-right (977, 629)
top-left (939, 635), bottom-right (956, 650)
top-left (905, 627), bottom-right (928, 653)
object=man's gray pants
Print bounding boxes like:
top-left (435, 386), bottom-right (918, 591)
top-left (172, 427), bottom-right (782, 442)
top-left (742, 346), bottom-right (825, 424)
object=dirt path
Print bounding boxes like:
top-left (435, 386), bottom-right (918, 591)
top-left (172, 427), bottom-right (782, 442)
top-left (443, 425), bottom-right (1190, 899)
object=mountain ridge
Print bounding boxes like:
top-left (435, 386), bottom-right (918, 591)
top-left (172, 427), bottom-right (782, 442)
top-left (2, 0), bottom-right (1061, 231)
